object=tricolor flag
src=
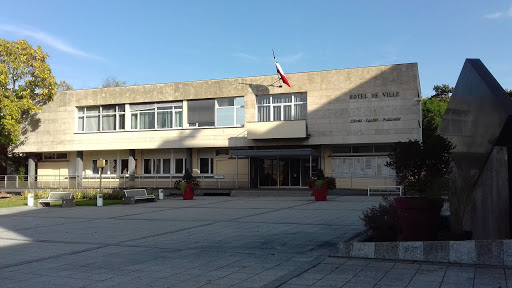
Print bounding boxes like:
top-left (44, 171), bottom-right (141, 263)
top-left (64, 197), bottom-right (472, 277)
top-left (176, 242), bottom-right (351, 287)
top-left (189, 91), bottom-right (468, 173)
top-left (274, 57), bottom-right (291, 87)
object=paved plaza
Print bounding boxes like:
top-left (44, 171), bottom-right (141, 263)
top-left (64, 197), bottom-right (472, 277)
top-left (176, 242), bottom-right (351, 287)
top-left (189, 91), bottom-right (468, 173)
top-left (0, 195), bottom-right (510, 287)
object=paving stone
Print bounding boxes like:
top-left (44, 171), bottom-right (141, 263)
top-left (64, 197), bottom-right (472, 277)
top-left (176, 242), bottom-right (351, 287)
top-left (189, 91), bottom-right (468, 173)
top-left (407, 278), bottom-right (441, 288)
top-left (375, 242), bottom-right (399, 260)
top-left (504, 240), bottom-right (512, 267)
top-left (423, 241), bottom-right (449, 263)
top-left (449, 241), bottom-right (476, 264)
top-left (399, 241), bottom-right (424, 261)
top-left (350, 241), bottom-right (375, 258)
top-left (475, 240), bottom-right (504, 266)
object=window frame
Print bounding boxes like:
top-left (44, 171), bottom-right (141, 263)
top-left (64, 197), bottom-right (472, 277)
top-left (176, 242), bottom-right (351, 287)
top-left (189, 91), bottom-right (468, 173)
top-left (77, 105), bottom-right (125, 132)
top-left (215, 97), bottom-right (245, 127)
top-left (256, 93), bottom-right (307, 122)
top-left (199, 157), bottom-right (214, 175)
top-left (130, 102), bottom-right (183, 130)
top-left (142, 157), bottom-right (186, 175)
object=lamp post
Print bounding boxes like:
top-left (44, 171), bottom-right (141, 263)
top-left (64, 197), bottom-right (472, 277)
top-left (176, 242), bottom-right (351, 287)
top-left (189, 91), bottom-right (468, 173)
top-left (97, 159), bottom-right (106, 193)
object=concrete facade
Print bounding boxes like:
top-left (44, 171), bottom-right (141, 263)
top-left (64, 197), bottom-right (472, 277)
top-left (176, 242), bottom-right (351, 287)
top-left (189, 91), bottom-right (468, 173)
top-left (15, 63), bottom-right (422, 189)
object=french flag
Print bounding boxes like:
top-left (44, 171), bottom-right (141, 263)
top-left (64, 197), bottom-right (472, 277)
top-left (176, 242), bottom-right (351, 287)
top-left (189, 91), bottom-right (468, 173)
top-left (274, 59), bottom-right (291, 87)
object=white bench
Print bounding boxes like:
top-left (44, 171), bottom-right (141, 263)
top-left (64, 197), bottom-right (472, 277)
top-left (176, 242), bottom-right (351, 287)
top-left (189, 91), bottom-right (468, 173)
top-left (367, 186), bottom-right (403, 197)
top-left (123, 189), bottom-right (156, 204)
top-left (38, 192), bottom-right (75, 207)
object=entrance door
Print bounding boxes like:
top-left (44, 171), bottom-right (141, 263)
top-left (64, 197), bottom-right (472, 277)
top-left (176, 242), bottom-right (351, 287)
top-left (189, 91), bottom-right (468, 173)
top-left (258, 159), bottom-right (278, 186)
top-left (257, 157), bottom-right (318, 187)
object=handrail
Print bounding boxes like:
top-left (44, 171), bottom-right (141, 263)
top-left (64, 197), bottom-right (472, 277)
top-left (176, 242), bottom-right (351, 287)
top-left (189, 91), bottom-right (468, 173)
top-left (0, 173), bottom-right (395, 190)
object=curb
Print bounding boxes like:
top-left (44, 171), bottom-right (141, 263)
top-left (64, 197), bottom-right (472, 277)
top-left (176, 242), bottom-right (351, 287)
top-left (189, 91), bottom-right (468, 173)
top-left (331, 236), bottom-right (512, 267)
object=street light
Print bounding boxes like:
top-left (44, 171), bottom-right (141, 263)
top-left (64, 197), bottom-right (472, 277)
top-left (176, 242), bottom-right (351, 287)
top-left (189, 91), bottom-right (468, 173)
top-left (97, 159), bottom-right (106, 193)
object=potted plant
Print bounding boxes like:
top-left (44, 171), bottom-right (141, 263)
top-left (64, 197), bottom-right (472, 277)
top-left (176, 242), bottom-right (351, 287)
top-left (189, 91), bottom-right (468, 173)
top-left (386, 133), bottom-right (455, 241)
top-left (306, 169), bottom-right (336, 201)
top-left (173, 169), bottom-right (200, 200)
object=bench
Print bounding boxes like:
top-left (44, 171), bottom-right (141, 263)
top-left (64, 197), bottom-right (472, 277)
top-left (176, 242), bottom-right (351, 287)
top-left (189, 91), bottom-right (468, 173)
top-left (123, 189), bottom-right (156, 204)
top-left (367, 186), bottom-right (403, 197)
top-left (38, 192), bottom-right (75, 207)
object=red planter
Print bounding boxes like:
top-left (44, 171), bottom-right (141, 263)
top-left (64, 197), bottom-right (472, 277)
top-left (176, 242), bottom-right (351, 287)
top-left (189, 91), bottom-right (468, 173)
top-left (183, 183), bottom-right (194, 200)
top-left (393, 197), bottom-right (443, 241)
top-left (313, 183), bottom-right (328, 201)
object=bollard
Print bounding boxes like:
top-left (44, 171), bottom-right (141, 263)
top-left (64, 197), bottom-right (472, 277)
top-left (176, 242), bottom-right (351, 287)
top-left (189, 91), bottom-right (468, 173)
top-left (159, 189), bottom-right (164, 200)
top-left (27, 193), bottom-right (34, 207)
top-left (97, 194), bottom-right (103, 207)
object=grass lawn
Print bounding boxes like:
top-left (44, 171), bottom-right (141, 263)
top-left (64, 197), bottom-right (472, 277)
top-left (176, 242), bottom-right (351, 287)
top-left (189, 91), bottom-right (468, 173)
top-left (0, 198), bottom-right (27, 208)
top-left (75, 199), bottom-right (122, 206)
top-left (0, 197), bottom-right (122, 208)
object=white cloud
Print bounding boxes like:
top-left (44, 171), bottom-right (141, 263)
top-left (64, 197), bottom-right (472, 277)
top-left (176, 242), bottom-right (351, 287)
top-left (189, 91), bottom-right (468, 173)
top-left (484, 12), bottom-right (503, 19)
top-left (484, 7), bottom-right (512, 19)
top-left (234, 52), bottom-right (259, 62)
top-left (281, 52), bottom-right (304, 64)
top-left (0, 24), bottom-right (105, 61)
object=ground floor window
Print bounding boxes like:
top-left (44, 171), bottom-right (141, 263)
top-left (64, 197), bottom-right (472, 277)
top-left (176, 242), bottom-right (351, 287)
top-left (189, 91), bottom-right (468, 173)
top-left (199, 157), bottom-right (214, 174)
top-left (143, 158), bottom-right (185, 175)
top-left (331, 156), bottom-right (395, 176)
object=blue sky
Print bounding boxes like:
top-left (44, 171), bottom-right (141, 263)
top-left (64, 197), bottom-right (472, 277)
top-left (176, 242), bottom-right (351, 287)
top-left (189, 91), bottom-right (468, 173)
top-left (1, 1), bottom-right (511, 96)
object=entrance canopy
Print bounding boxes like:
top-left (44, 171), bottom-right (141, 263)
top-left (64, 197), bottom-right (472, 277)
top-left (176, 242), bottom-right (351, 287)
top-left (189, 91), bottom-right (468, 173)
top-left (231, 148), bottom-right (319, 158)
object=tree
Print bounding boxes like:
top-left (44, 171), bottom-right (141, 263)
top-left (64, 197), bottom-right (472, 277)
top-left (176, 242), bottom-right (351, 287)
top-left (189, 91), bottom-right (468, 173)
top-left (422, 97), bottom-right (448, 140)
top-left (431, 84), bottom-right (453, 103)
top-left (0, 39), bottom-right (57, 174)
top-left (0, 39), bottom-right (56, 147)
top-left (386, 134), bottom-right (455, 197)
top-left (101, 76), bottom-right (126, 88)
top-left (505, 89), bottom-right (512, 99)
top-left (57, 80), bottom-right (73, 91)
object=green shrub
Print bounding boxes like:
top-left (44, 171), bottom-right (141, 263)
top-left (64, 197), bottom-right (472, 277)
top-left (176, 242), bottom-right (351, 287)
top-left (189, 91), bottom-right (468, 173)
top-left (360, 196), bottom-right (400, 241)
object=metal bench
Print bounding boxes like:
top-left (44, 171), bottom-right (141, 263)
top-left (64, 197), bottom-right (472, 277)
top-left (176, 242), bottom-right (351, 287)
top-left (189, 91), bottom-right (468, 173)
top-left (38, 192), bottom-right (75, 207)
top-left (122, 189), bottom-right (156, 204)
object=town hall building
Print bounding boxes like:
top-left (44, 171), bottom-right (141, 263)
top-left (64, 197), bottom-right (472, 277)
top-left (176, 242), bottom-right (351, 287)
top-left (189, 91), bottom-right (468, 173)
top-left (15, 63), bottom-right (422, 191)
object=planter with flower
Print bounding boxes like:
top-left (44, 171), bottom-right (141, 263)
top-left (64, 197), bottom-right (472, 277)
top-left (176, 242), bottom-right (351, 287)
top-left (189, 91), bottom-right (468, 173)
top-left (306, 169), bottom-right (336, 201)
top-left (173, 169), bottom-right (200, 200)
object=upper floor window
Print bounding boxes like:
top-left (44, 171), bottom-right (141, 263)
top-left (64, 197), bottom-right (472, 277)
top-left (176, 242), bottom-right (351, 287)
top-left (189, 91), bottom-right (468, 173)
top-left (216, 97), bottom-right (244, 127)
top-left (130, 102), bottom-right (183, 130)
top-left (77, 105), bottom-right (125, 132)
top-left (257, 93), bottom-right (307, 122)
top-left (188, 97), bottom-right (244, 128)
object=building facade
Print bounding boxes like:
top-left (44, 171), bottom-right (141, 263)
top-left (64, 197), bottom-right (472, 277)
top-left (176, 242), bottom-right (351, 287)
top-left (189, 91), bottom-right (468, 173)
top-left (15, 63), bottom-right (422, 190)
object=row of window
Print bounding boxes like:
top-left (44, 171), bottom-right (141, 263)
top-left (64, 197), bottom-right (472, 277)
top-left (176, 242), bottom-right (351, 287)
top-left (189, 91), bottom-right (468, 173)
top-left (76, 94), bottom-right (307, 132)
top-left (331, 157), bottom-right (396, 176)
top-left (90, 157), bottom-right (214, 175)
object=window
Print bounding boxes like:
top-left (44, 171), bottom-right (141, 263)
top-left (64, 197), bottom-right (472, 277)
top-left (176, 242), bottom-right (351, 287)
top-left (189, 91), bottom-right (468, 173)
top-left (92, 159), bottom-right (111, 175)
top-left (121, 159), bottom-right (129, 174)
top-left (188, 99), bottom-right (215, 127)
top-left (331, 156), bottom-right (395, 177)
top-left (130, 102), bottom-right (182, 130)
top-left (175, 158), bottom-right (184, 174)
top-left (77, 105), bottom-right (125, 132)
top-left (143, 158), bottom-right (185, 175)
top-left (352, 146), bottom-right (374, 154)
top-left (199, 157), bottom-right (214, 174)
top-left (257, 93), bottom-right (307, 122)
top-left (216, 149), bottom-right (229, 157)
top-left (216, 97), bottom-right (244, 127)
top-left (43, 153), bottom-right (68, 160)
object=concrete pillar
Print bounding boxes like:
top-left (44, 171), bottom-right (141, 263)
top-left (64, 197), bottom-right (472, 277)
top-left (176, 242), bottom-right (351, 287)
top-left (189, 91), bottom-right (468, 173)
top-left (186, 148), bottom-right (192, 173)
top-left (129, 149), bottom-right (136, 181)
top-left (76, 151), bottom-right (83, 188)
top-left (28, 156), bottom-right (36, 189)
